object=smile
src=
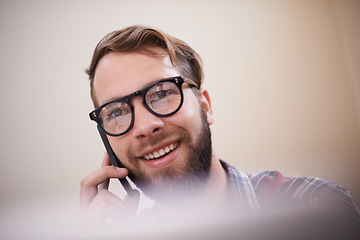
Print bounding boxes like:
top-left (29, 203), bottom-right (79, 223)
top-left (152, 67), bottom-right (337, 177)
top-left (143, 142), bottom-right (178, 160)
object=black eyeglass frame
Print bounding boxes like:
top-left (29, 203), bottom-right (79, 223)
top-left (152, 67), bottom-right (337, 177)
top-left (89, 76), bottom-right (199, 137)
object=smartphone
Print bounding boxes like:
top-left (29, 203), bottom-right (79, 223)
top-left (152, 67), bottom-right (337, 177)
top-left (97, 126), bottom-right (136, 196)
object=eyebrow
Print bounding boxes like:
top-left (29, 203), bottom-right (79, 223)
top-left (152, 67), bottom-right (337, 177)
top-left (100, 76), bottom-right (176, 106)
top-left (99, 77), bottom-right (163, 106)
top-left (98, 75), bottom-right (198, 108)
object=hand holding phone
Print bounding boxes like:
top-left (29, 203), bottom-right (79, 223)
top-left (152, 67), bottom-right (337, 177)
top-left (79, 153), bottom-right (140, 227)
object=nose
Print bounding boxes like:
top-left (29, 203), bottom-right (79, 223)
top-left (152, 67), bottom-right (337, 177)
top-left (131, 98), bottom-right (165, 139)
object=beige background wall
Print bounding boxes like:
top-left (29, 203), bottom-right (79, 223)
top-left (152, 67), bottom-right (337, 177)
top-left (0, 0), bottom-right (359, 238)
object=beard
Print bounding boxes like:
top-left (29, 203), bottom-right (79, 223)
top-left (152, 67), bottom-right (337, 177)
top-left (125, 106), bottom-right (212, 202)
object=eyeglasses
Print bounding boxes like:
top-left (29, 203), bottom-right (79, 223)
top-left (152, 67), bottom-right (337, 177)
top-left (89, 76), bottom-right (199, 136)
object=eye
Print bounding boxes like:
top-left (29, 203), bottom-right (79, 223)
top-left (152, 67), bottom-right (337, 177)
top-left (101, 102), bottom-right (131, 120)
top-left (156, 90), bottom-right (172, 99)
top-left (147, 82), bottom-right (177, 102)
top-left (108, 108), bottom-right (124, 118)
top-left (148, 90), bottom-right (174, 102)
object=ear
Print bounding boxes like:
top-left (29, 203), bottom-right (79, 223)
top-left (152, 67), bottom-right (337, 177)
top-left (199, 88), bottom-right (214, 125)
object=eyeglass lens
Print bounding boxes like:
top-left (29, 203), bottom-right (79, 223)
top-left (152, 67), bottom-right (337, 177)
top-left (99, 80), bottom-right (182, 135)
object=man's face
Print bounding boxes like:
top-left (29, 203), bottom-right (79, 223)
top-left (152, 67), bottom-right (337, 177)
top-left (93, 51), bottom-right (214, 200)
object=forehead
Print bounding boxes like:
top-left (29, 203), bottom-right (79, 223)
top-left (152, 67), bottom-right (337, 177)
top-left (93, 51), bottom-right (180, 105)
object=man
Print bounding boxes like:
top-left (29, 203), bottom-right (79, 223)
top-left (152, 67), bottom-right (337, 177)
top-left (81, 25), bottom-right (359, 238)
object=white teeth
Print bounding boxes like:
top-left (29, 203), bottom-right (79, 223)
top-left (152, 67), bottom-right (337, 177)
top-left (143, 142), bottom-right (178, 160)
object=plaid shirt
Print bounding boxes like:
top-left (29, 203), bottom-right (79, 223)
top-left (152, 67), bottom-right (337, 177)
top-left (222, 161), bottom-right (360, 223)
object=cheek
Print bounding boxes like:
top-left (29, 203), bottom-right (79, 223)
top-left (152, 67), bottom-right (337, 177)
top-left (175, 92), bottom-right (202, 131)
top-left (108, 137), bottom-right (130, 162)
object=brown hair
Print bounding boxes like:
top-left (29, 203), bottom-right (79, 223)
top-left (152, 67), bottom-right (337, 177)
top-left (86, 25), bottom-right (204, 106)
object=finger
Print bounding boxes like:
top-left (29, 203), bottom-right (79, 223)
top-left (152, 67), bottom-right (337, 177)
top-left (80, 189), bottom-right (125, 227)
top-left (98, 153), bottom-right (112, 191)
top-left (83, 189), bottom-right (139, 226)
top-left (80, 166), bottom-right (129, 214)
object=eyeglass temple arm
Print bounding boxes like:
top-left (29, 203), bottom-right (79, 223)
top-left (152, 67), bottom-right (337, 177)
top-left (97, 126), bottom-right (136, 196)
top-left (183, 76), bottom-right (199, 89)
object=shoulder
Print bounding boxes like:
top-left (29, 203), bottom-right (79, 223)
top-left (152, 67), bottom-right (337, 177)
top-left (221, 161), bottom-right (360, 232)
top-left (248, 171), bottom-right (343, 199)
top-left (248, 171), bottom-right (360, 221)
top-left (221, 160), bottom-right (356, 203)
top-left (222, 161), bottom-right (346, 200)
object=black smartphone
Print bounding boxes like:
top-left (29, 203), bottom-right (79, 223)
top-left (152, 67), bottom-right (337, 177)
top-left (97, 126), bottom-right (136, 196)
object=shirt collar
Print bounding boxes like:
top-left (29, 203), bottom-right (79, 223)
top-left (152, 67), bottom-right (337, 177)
top-left (221, 160), bottom-right (260, 213)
